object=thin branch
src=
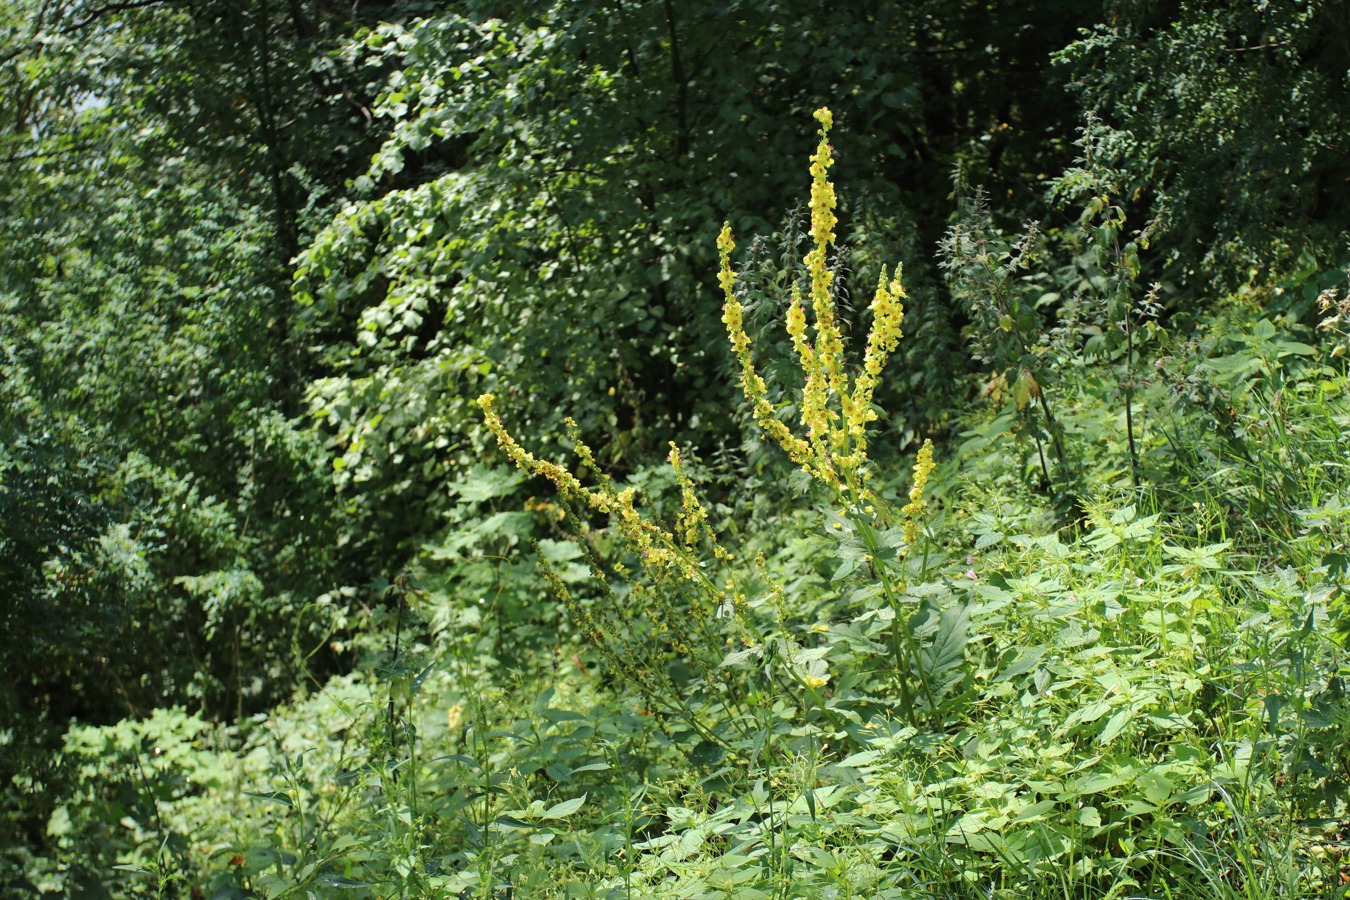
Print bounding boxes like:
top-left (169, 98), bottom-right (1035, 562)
top-left (3, 140), bottom-right (99, 166)
top-left (661, 0), bottom-right (689, 158)
top-left (57, 0), bottom-right (173, 35)
top-left (0, 0), bottom-right (173, 64)
top-left (1223, 40), bottom-right (1292, 53)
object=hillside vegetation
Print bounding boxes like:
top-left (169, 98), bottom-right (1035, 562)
top-left (3, 1), bottom-right (1349, 897)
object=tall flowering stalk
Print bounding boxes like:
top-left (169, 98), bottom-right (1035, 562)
top-left (477, 398), bottom-right (741, 620)
top-left (719, 107), bottom-right (931, 524)
top-left (719, 108), bottom-right (941, 721)
top-left (477, 396), bottom-right (757, 737)
top-left (479, 108), bottom-right (942, 728)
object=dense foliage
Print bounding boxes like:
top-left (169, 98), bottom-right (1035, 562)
top-left (3, 0), bottom-right (1349, 896)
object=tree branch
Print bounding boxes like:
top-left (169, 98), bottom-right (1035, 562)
top-left (0, 0), bottom-right (176, 64)
top-left (58, 0), bottom-right (175, 35)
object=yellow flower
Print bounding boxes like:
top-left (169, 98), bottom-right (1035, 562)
top-left (902, 440), bottom-right (936, 543)
top-left (668, 443), bottom-right (711, 549)
top-left (718, 226), bottom-right (817, 474)
top-left (718, 107), bottom-right (920, 507)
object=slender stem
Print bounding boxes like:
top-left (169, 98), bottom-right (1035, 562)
top-left (1037, 387), bottom-right (1066, 465)
top-left (796, 673), bottom-right (851, 739)
top-left (1034, 434), bottom-right (1052, 492)
top-left (661, 0), bottom-right (690, 158)
top-left (855, 515), bottom-right (936, 723)
top-left (1124, 307), bottom-right (1140, 487)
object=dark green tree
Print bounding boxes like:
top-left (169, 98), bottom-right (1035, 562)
top-left (0, 0), bottom-right (414, 861)
top-left (296, 0), bottom-right (1100, 564)
top-left (1058, 0), bottom-right (1350, 292)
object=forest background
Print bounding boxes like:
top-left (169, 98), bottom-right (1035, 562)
top-left (3, 0), bottom-right (1350, 896)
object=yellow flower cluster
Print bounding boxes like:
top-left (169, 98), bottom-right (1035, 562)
top-left (902, 439), bottom-right (936, 544)
top-left (669, 443), bottom-right (721, 557)
top-left (718, 107), bottom-right (913, 506)
top-left (718, 227), bottom-right (816, 477)
top-left (478, 393), bottom-right (733, 617)
top-left (477, 393), bottom-right (586, 496)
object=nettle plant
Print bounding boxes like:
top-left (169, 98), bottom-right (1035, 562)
top-left (942, 115), bottom-right (1163, 512)
top-left (480, 108), bottom-right (960, 743)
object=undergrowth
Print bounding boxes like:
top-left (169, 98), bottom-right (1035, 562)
top-left (13, 113), bottom-right (1350, 900)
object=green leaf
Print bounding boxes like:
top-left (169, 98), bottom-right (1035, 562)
top-left (540, 793), bottom-right (586, 819)
top-left (316, 874), bottom-right (381, 889)
top-left (837, 750), bottom-right (880, 768)
top-left (687, 741), bottom-right (725, 768)
top-left (537, 538), bottom-right (583, 562)
top-left (998, 646), bottom-right (1047, 681)
top-left (1137, 769), bottom-right (1173, 805)
top-left (448, 464), bottom-right (525, 502)
top-left (243, 790), bottom-right (294, 808)
top-left (1097, 707), bottom-right (1135, 745)
top-left (1067, 698), bottom-right (1113, 729)
top-left (1010, 799), bottom-right (1056, 823)
top-left (920, 602), bottom-right (970, 679)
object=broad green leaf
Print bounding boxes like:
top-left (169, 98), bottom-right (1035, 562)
top-left (920, 602), bottom-right (970, 678)
top-left (540, 793), bottom-right (586, 819)
top-left (1097, 707), bottom-right (1135, 745)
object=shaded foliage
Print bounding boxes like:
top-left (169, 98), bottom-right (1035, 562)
top-left (1058, 0), bottom-right (1350, 290)
top-left (296, 0), bottom-right (1100, 565)
top-left (6, 0), bottom-right (1350, 894)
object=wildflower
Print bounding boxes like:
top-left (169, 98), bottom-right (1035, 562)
top-left (478, 393), bottom-right (585, 496)
top-left (849, 268), bottom-right (906, 448)
top-left (902, 440), bottom-right (936, 544)
top-left (669, 443), bottom-right (711, 549)
top-left (717, 107), bottom-right (925, 507)
top-left (718, 225), bottom-right (820, 479)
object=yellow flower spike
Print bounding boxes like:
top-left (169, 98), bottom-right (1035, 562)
top-left (805, 109), bottom-right (845, 406)
top-left (850, 268), bottom-right (907, 447)
top-left (719, 223), bottom-right (816, 470)
top-left (483, 109), bottom-right (937, 704)
top-left (790, 281), bottom-right (833, 466)
top-left (714, 109), bottom-right (921, 508)
top-left (668, 443), bottom-right (709, 548)
top-left (902, 439), bottom-right (936, 544)
top-left (479, 394), bottom-right (585, 496)
top-left (808, 121), bottom-right (837, 247)
top-left (717, 225), bottom-right (738, 294)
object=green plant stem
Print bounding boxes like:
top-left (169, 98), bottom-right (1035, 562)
top-left (854, 514), bottom-right (936, 725)
top-left (1037, 387), bottom-right (1067, 471)
top-left (1124, 306), bottom-right (1140, 487)
top-left (1034, 434), bottom-right (1053, 491)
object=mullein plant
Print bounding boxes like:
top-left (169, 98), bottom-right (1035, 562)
top-left (718, 108), bottom-right (926, 516)
top-left (719, 108), bottom-right (940, 723)
top-left (479, 108), bottom-right (940, 732)
top-left (475, 403), bottom-right (757, 743)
